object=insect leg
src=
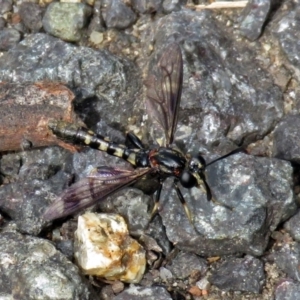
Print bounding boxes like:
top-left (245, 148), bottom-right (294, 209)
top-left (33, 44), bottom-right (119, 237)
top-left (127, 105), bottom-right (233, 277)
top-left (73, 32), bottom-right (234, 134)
top-left (198, 172), bottom-right (212, 201)
top-left (199, 172), bottom-right (233, 210)
top-left (149, 180), bottom-right (163, 221)
top-left (173, 180), bottom-right (193, 223)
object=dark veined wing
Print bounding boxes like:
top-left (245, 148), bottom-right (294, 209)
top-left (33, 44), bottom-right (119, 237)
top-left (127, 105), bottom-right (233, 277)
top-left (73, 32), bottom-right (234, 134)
top-left (43, 166), bottom-right (151, 221)
top-left (145, 43), bottom-right (183, 146)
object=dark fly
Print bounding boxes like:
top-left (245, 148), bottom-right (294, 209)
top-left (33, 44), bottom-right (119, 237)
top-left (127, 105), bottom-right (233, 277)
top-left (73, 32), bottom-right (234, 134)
top-left (43, 44), bottom-right (231, 222)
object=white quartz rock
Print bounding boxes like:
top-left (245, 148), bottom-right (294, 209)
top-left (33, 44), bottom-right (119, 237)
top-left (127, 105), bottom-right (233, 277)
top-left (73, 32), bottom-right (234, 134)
top-left (74, 212), bottom-right (146, 283)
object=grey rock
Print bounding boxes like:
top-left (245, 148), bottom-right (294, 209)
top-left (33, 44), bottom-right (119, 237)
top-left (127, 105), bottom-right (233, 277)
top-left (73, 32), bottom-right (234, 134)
top-left (284, 210), bottom-right (300, 242)
top-left (0, 17), bottom-right (6, 30)
top-left (113, 285), bottom-right (172, 300)
top-left (0, 28), bottom-right (21, 51)
top-left (272, 242), bottom-right (300, 282)
top-left (239, 0), bottom-right (273, 41)
top-left (19, 2), bottom-right (43, 33)
top-left (132, 0), bottom-right (162, 14)
top-left (275, 279), bottom-right (300, 300)
top-left (0, 231), bottom-right (96, 299)
top-left (144, 215), bottom-right (172, 255)
top-left (162, 0), bottom-right (186, 13)
top-left (210, 255), bottom-right (265, 293)
top-left (56, 240), bottom-right (74, 260)
top-left (0, 147), bottom-right (72, 235)
top-left (0, 153), bottom-right (21, 178)
top-left (104, 0), bottom-right (137, 29)
top-left (43, 2), bottom-right (91, 42)
top-left (273, 115), bottom-right (300, 163)
top-left (166, 251), bottom-right (207, 279)
top-left (159, 153), bottom-right (295, 256)
top-left (0, 0), bottom-right (12, 14)
top-left (0, 33), bottom-right (140, 128)
top-left (141, 10), bottom-right (283, 157)
top-left (271, 2), bottom-right (300, 71)
top-left (88, 0), bottom-right (104, 33)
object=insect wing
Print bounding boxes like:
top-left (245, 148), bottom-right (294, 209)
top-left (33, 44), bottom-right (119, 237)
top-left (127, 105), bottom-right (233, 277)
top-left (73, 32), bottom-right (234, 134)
top-left (145, 43), bottom-right (183, 146)
top-left (43, 166), bottom-right (151, 221)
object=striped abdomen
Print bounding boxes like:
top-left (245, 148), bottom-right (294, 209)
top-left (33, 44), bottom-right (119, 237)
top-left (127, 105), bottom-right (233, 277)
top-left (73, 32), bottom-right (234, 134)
top-left (48, 120), bottom-right (149, 167)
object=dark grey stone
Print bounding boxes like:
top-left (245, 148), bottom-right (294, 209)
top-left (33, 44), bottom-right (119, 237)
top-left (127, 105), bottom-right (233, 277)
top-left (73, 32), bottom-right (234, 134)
top-left (19, 2), bottom-right (43, 32)
top-left (162, 0), bottom-right (186, 13)
top-left (0, 0), bottom-right (12, 14)
top-left (284, 210), bottom-right (300, 242)
top-left (141, 10), bottom-right (283, 157)
top-left (0, 33), bottom-right (140, 128)
top-left (0, 17), bottom-right (6, 30)
top-left (0, 230), bottom-right (97, 299)
top-left (275, 279), bottom-right (300, 300)
top-left (159, 153), bottom-right (295, 256)
top-left (0, 153), bottom-right (21, 178)
top-left (0, 147), bottom-right (72, 235)
top-left (272, 242), bottom-right (300, 282)
top-left (132, 0), bottom-right (162, 14)
top-left (239, 0), bottom-right (273, 41)
top-left (273, 115), bottom-right (300, 163)
top-left (271, 2), bottom-right (300, 71)
top-left (210, 256), bottom-right (265, 293)
top-left (113, 285), bottom-right (172, 300)
top-left (0, 28), bottom-right (21, 51)
top-left (166, 251), bottom-right (207, 279)
top-left (104, 0), bottom-right (137, 29)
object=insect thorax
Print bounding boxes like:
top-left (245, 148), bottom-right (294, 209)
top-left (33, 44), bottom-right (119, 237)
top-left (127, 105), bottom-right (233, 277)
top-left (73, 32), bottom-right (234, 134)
top-left (149, 147), bottom-right (187, 176)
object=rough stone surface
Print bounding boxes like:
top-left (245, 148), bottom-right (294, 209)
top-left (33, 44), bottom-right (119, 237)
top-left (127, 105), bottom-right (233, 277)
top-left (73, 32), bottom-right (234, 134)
top-left (239, 0), bottom-right (272, 41)
top-left (19, 2), bottom-right (43, 32)
top-left (141, 10), bottom-right (283, 157)
top-left (166, 251), bottom-right (207, 279)
top-left (0, 28), bottom-right (21, 50)
top-left (0, 147), bottom-right (72, 235)
top-left (104, 0), bottom-right (137, 29)
top-left (0, 230), bottom-right (96, 299)
top-left (132, 0), bottom-right (162, 14)
top-left (0, 0), bottom-right (12, 14)
top-left (272, 242), bottom-right (300, 282)
top-left (43, 3), bottom-right (91, 42)
top-left (0, 2), bottom-right (300, 298)
top-left (113, 285), bottom-right (172, 300)
top-left (273, 115), bottom-right (300, 163)
top-left (159, 153), bottom-right (295, 256)
top-left (74, 212), bottom-right (146, 283)
top-left (284, 210), bottom-right (300, 242)
top-left (0, 34), bottom-right (140, 129)
top-left (275, 279), bottom-right (300, 300)
top-left (162, 0), bottom-right (186, 13)
top-left (271, 2), bottom-right (300, 73)
top-left (210, 256), bottom-right (265, 293)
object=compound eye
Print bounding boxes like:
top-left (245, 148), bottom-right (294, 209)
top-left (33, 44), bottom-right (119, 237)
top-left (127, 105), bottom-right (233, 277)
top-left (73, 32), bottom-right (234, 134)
top-left (180, 170), bottom-right (197, 188)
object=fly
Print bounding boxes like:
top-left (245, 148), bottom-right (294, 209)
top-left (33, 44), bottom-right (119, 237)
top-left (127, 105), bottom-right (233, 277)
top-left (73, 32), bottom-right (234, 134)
top-left (43, 43), bottom-right (236, 222)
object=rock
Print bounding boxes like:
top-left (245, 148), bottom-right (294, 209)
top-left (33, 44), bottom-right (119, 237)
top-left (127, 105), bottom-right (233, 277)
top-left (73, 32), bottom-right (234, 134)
top-left (239, 0), bottom-right (273, 41)
top-left (273, 115), bottom-right (300, 163)
top-left (19, 2), bottom-right (43, 32)
top-left (0, 230), bottom-right (96, 299)
top-left (104, 0), bottom-right (137, 29)
top-left (0, 28), bottom-right (21, 50)
top-left (210, 255), bottom-right (265, 293)
top-left (113, 285), bottom-right (172, 300)
top-left (74, 212), bottom-right (146, 283)
top-left (43, 2), bottom-right (91, 42)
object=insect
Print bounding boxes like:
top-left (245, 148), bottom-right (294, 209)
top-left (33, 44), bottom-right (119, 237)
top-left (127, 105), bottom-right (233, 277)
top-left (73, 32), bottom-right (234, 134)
top-left (43, 43), bottom-right (234, 222)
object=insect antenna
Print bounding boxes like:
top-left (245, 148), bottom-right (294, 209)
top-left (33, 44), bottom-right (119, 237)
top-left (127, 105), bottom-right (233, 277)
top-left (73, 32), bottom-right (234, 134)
top-left (206, 147), bottom-right (246, 167)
